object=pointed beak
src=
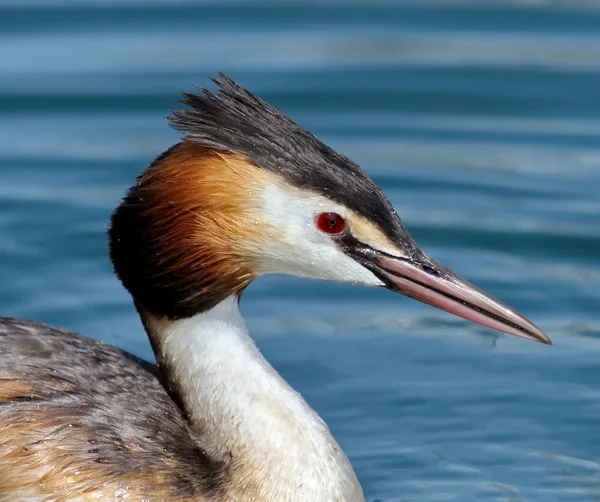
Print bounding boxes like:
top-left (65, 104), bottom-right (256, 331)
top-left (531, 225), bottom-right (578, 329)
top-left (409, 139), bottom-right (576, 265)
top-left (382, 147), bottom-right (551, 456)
top-left (355, 247), bottom-right (551, 344)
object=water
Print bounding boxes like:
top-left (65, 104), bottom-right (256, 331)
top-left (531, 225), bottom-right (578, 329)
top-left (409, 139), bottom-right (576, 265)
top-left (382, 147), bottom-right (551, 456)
top-left (1, 1), bottom-right (599, 500)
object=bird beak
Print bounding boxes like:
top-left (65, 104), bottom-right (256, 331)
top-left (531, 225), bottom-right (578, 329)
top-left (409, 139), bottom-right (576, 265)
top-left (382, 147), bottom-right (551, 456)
top-left (357, 248), bottom-right (551, 344)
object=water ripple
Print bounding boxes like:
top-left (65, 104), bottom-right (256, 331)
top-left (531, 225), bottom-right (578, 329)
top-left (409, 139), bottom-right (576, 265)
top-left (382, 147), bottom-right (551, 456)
top-left (0, 2), bottom-right (598, 501)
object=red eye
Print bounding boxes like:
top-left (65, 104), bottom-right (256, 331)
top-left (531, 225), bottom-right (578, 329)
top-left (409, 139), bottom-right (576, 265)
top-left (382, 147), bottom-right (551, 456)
top-left (316, 212), bottom-right (346, 235)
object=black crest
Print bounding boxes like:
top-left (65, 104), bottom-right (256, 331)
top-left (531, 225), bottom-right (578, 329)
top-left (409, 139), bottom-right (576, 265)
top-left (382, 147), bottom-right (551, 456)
top-left (169, 74), bottom-right (414, 249)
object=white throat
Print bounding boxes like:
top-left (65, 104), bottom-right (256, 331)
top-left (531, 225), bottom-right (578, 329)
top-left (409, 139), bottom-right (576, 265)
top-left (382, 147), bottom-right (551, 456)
top-left (148, 297), bottom-right (364, 502)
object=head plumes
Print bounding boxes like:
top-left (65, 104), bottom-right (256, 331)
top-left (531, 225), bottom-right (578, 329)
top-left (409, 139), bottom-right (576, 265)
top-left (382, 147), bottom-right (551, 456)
top-left (169, 74), bottom-right (311, 162)
top-left (167, 74), bottom-right (413, 248)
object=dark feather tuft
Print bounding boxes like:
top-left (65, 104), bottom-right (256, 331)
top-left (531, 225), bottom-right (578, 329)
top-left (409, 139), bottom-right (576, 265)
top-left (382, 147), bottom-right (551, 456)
top-left (169, 73), bottom-right (326, 164)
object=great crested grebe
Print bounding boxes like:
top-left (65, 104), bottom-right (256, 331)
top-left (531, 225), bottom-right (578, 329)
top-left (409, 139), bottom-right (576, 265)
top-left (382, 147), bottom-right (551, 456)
top-left (0, 74), bottom-right (550, 501)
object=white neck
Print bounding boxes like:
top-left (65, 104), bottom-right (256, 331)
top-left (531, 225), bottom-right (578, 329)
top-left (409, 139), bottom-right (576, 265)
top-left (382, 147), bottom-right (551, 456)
top-left (147, 297), bottom-right (364, 502)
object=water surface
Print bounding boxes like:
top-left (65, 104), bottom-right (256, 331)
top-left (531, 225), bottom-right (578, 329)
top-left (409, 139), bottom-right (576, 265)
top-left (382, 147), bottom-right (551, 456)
top-left (1, 1), bottom-right (599, 500)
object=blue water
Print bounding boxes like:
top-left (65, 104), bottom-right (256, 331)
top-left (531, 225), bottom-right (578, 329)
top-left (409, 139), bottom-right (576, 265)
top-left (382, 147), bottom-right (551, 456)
top-left (1, 1), bottom-right (599, 500)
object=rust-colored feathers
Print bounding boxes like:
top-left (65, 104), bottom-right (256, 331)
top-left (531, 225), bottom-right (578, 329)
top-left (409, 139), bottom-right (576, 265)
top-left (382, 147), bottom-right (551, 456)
top-left (110, 141), bottom-right (276, 319)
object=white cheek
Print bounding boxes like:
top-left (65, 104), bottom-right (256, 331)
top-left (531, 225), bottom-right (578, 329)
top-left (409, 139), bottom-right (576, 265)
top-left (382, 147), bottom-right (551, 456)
top-left (258, 184), bottom-right (383, 287)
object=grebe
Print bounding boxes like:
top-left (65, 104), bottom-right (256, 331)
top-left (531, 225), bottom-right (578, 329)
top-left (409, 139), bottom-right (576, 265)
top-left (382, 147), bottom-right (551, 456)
top-left (0, 75), bottom-right (550, 501)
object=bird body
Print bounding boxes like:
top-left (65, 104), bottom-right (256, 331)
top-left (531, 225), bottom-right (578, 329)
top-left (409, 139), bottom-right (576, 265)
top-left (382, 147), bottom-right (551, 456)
top-left (0, 302), bottom-right (362, 501)
top-left (0, 75), bottom-right (550, 501)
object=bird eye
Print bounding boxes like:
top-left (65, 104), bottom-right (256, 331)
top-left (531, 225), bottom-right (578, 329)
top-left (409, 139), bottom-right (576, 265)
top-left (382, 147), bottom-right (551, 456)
top-left (316, 212), bottom-right (346, 235)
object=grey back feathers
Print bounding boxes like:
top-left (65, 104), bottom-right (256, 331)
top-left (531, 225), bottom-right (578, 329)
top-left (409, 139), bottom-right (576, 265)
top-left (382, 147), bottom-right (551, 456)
top-left (169, 74), bottom-right (415, 250)
top-left (0, 316), bottom-right (225, 499)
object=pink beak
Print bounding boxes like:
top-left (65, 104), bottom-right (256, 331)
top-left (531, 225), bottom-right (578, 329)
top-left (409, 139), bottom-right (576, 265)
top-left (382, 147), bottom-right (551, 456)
top-left (375, 254), bottom-right (551, 344)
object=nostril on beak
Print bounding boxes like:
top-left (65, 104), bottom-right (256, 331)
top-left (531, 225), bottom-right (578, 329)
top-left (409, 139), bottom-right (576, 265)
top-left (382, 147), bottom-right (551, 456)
top-left (421, 263), bottom-right (441, 277)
